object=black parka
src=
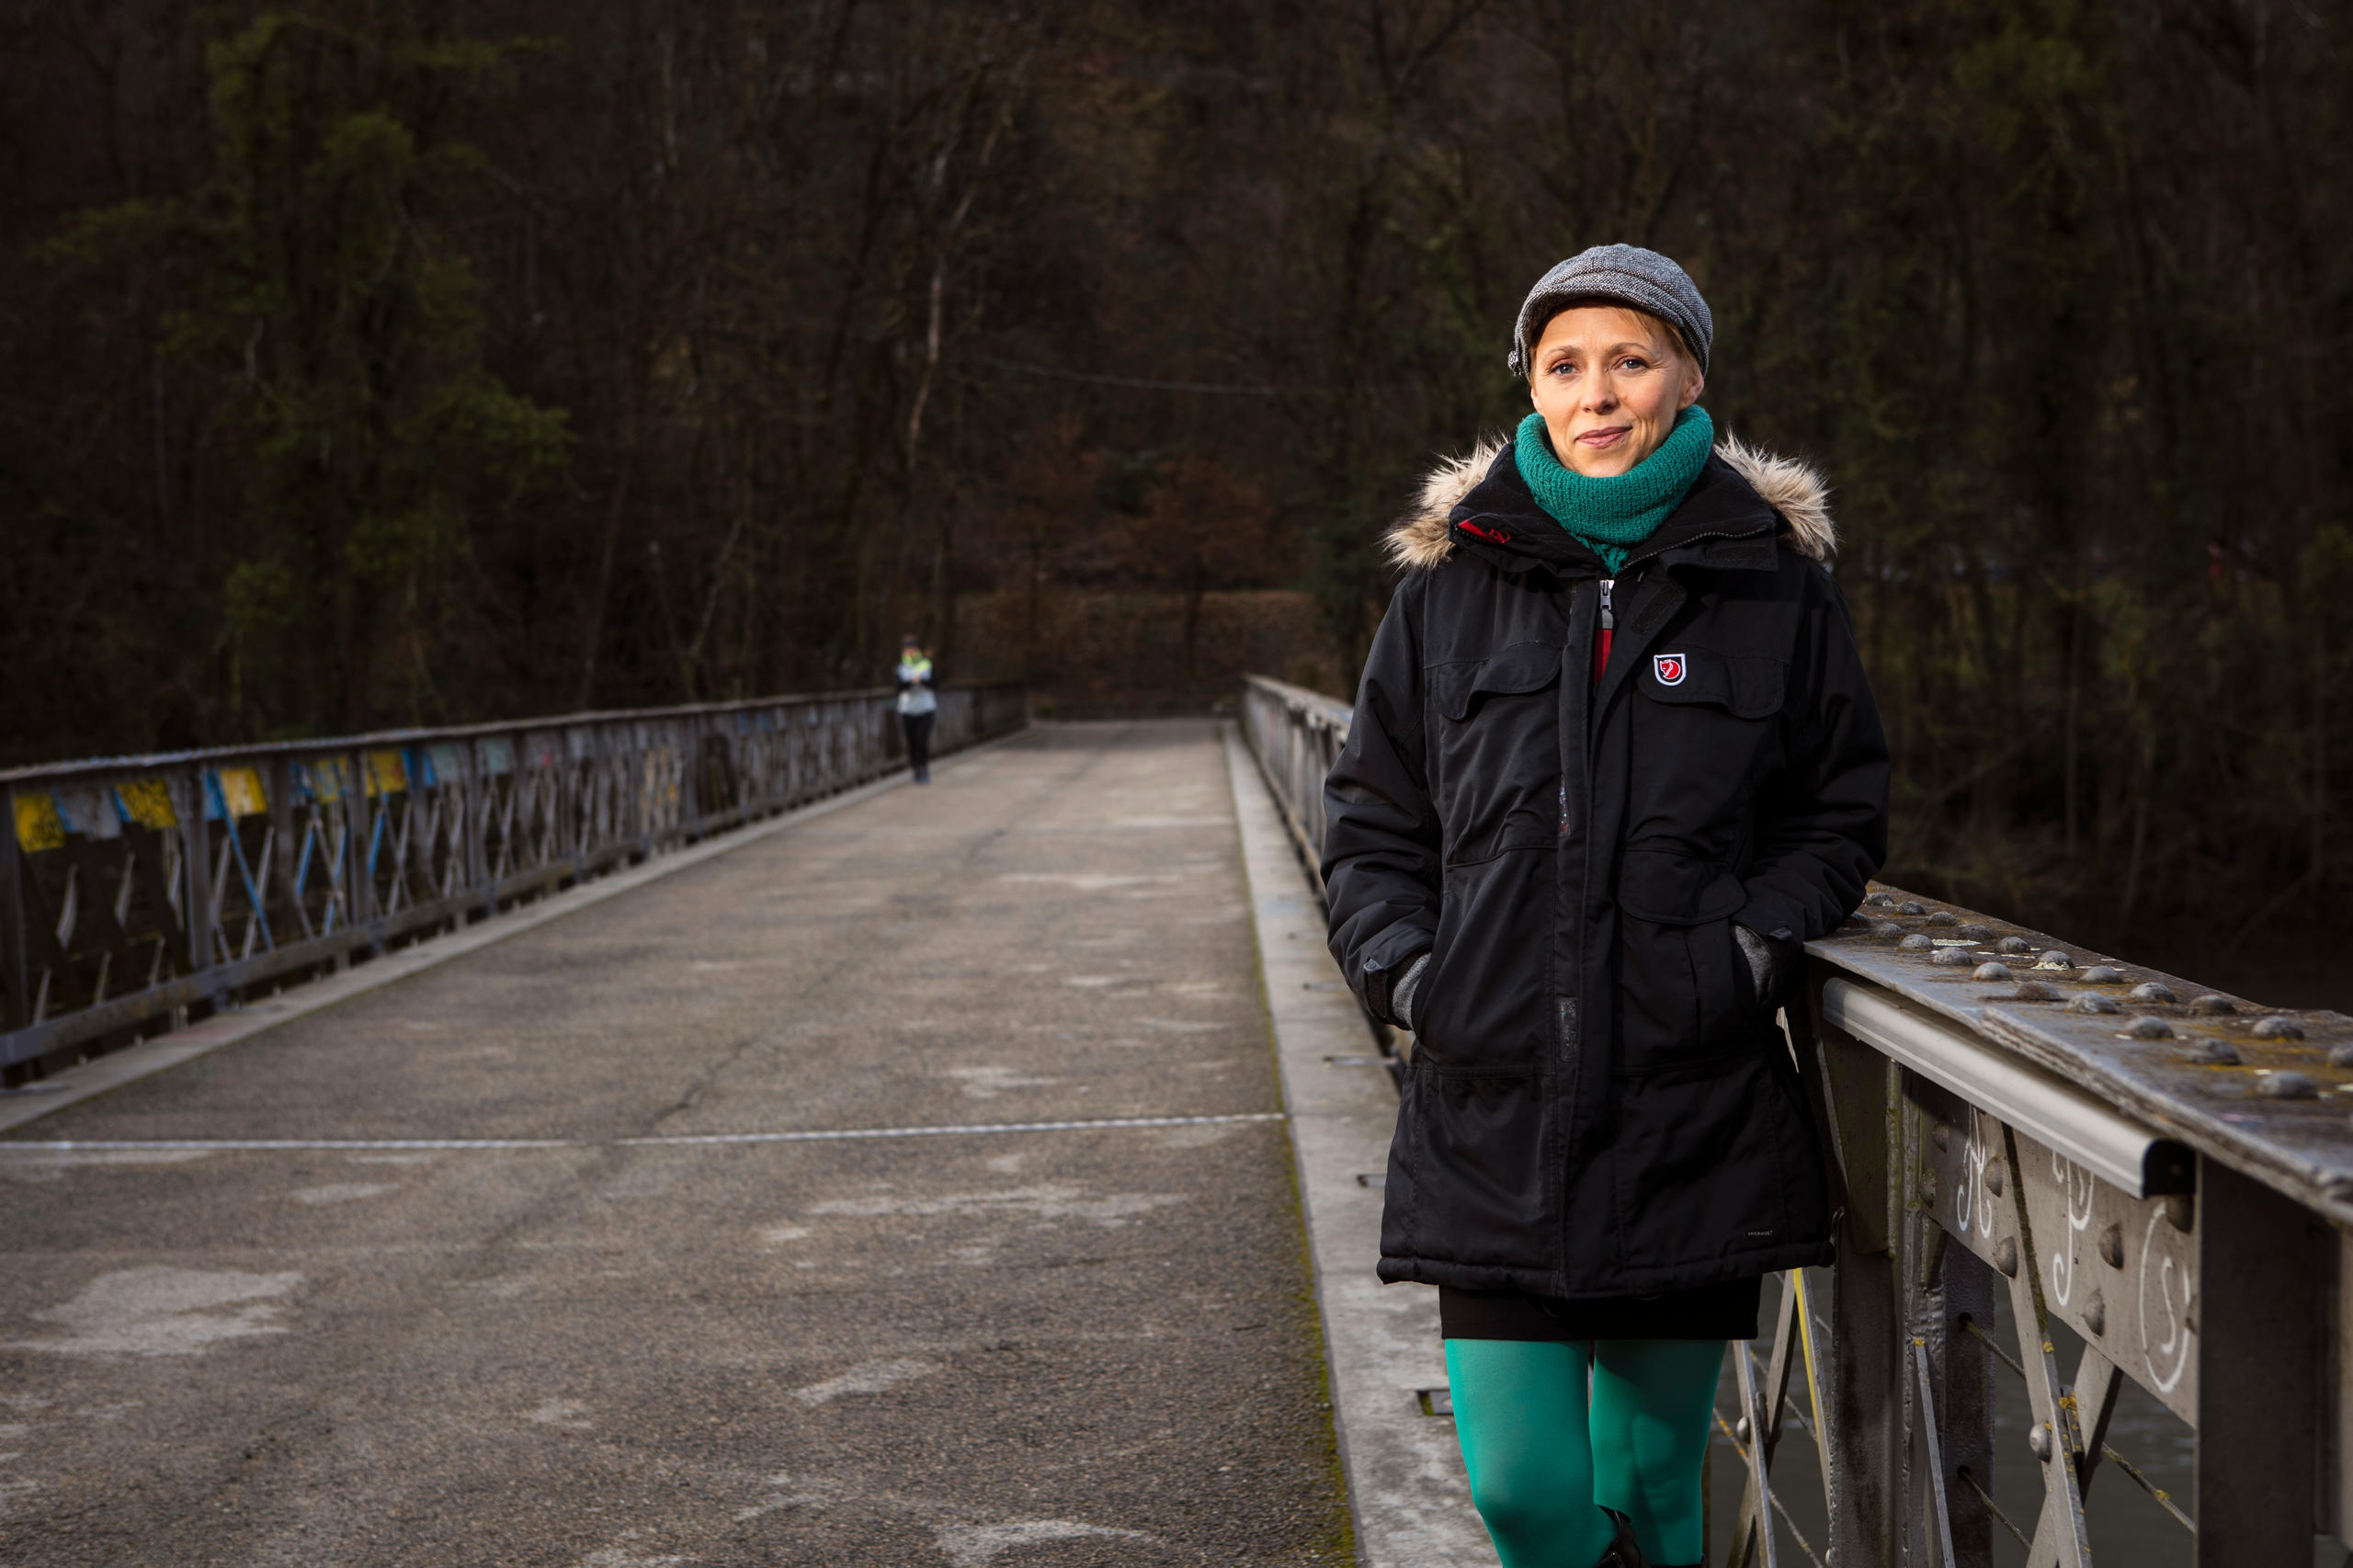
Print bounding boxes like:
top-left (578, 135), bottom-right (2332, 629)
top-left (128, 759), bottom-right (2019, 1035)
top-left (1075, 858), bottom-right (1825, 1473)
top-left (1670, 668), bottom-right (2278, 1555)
top-left (1321, 435), bottom-right (1889, 1298)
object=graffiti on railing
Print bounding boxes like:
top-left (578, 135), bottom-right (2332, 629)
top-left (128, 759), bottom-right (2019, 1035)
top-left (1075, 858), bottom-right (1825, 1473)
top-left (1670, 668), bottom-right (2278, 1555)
top-left (2, 685), bottom-right (1027, 1075)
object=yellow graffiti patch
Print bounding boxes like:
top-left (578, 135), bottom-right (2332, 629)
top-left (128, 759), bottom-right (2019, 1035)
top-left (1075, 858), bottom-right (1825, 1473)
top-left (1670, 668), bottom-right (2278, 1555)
top-left (365, 750), bottom-right (408, 797)
top-left (215, 767), bottom-right (267, 818)
top-left (14, 793), bottom-right (64, 852)
top-left (116, 778), bottom-right (178, 830)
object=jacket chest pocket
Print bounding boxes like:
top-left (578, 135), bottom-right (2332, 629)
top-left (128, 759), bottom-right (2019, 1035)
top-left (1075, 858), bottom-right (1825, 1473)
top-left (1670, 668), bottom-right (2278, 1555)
top-left (1428, 641), bottom-right (1563, 863)
top-left (1631, 647), bottom-right (1788, 830)
top-left (1636, 646), bottom-right (1785, 718)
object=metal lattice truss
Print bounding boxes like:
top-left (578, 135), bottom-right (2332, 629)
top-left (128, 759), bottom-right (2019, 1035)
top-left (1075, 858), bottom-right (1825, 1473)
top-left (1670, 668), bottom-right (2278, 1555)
top-left (2, 686), bottom-right (1027, 1071)
top-left (1714, 971), bottom-right (2320, 1568)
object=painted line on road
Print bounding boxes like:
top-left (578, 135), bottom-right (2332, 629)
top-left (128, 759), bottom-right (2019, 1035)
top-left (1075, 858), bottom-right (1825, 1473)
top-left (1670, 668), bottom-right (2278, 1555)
top-left (0, 1110), bottom-right (1289, 1154)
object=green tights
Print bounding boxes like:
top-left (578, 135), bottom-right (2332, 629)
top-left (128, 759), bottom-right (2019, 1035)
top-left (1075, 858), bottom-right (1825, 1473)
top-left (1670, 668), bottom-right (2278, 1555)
top-left (1445, 1336), bottom-right (1724, 1568)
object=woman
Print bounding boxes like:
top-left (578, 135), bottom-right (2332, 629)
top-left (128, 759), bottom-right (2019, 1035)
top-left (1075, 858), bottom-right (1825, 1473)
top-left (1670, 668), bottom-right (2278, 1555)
top-left (895, 635), bottom-right (938, 784)
top-left (1321, 244), bottom-right (1888, 1568)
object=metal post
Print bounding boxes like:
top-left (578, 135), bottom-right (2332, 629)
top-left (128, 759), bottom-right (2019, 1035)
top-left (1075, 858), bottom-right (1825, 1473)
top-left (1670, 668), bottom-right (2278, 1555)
top-left (681, 716), bottom-right (703, 843)
top-left (0, 786), bottom-right (29, 1033)
top-left (265, 756), bottom-right (301, 943)
top-left (1814, 971), bottom-right (1904, 1568)
top-left (461, 741), bottom-right (489, 918)
top-left (1939, 1240), bottom-right (1998, 1566)
top-left (175, 767), bottom-right (216, 991)
top-left (2196, 1160), bottom-right (2323, 1565)
top-left (346, 748), bottom-right (376, 945)
top-left (1899, 1082), bottom-right (1938, 1567)
top-left (1995, 1123), bottom-right (2093, 1568)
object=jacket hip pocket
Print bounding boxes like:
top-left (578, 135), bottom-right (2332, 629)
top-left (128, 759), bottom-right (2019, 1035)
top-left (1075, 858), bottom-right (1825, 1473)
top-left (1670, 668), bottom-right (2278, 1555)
top-left (1617, 849), bottom-right (1755, 1071)
top-left (1392, 1062), bottom-right (1555, 1272)
top-left (1415, 852), bottom-right (1550, 1064)
top-left (1613, 1050), bottom-right (1809, 1269)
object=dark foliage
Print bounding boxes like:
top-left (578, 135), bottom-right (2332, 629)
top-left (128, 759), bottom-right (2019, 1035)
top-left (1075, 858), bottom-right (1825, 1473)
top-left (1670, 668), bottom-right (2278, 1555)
top-left (2, 0), bottom-right (2347, 976)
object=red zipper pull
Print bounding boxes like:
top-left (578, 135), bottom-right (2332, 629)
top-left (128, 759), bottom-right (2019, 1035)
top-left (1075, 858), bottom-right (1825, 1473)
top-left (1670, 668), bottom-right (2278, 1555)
top-left (1593, 577), bottom-right (1615, 686)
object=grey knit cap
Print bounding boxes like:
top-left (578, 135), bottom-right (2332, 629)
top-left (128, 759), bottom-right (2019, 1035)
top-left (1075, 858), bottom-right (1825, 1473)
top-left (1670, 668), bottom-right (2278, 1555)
top-left (1508, 244), bottom-right (1713, 378)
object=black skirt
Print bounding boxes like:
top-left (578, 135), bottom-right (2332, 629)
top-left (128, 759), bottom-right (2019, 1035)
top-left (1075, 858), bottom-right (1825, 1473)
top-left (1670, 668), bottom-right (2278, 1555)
top-left (1439, 1277), bottom-right (1762, 1342)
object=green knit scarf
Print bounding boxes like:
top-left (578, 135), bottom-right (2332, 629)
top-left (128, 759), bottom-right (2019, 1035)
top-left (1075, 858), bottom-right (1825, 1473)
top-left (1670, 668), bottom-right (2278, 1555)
top-left (1513, 405), bottom-right (1714, 571)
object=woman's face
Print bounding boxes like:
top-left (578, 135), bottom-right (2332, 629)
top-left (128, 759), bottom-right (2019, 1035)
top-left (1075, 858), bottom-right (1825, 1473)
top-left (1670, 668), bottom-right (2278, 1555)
top-left (1527, 305), bottom-right (1705, 478)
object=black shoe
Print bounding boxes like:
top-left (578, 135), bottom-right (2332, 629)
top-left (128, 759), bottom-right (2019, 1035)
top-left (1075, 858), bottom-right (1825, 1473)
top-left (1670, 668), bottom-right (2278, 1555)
top-left (1595, 1511), bottom-right (1647, 1568)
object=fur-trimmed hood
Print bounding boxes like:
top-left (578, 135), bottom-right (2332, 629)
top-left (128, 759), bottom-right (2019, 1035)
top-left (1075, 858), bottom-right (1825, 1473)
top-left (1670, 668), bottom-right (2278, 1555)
top-left (1385, 432), bottom-right (1835, 573)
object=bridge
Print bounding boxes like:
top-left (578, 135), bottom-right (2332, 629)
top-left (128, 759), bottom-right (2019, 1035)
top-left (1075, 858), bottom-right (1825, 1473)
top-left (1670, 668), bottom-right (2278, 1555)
top-left (3, 681), bottom-right (2349, 1566)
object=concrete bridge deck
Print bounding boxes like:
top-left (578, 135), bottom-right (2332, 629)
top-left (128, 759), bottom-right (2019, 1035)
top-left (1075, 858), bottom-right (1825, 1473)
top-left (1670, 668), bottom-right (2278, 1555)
top-left (0, 722), bottom-right (1356, 1566)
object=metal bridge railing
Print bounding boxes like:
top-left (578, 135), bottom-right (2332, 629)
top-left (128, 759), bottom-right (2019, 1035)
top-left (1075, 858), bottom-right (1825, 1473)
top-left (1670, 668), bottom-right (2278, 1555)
top-left (1241, 672), bottom-right (2353, 1568)
top-left (1239, 674), bottom-right (1353, 885)
top-left (1, 684), bottom-right (1028, 1077)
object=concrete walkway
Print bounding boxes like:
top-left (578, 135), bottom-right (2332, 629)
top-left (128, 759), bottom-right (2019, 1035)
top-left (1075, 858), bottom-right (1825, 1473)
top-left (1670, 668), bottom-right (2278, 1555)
top-left (0, 722), bottom-right (1354, 1567)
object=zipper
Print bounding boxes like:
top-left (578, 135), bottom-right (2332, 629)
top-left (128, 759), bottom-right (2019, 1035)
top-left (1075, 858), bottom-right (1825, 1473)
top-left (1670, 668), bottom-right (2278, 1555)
top-left (1592, 577), bottom-right (1616, 687)
top-left (1614, 524), bottom-right (1768, 574)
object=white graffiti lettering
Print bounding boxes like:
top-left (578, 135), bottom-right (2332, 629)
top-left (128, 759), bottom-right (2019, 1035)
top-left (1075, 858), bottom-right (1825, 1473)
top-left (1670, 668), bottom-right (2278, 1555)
top-left (2137, 1208), bottom-right (2194, 1395)
top-left (2047, 1147), bottom-right (2096, 1307)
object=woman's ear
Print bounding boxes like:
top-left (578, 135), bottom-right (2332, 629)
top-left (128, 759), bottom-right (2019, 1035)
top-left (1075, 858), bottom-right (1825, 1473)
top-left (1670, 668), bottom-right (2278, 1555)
top-left (1678, 369), bottom-right (1706, 411)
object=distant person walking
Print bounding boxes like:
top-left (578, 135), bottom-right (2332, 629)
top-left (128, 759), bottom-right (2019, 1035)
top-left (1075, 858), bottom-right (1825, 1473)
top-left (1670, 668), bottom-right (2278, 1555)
top-left (896, 635), bottom-right (938, 784)
top-left (1321, 246), bottom-right (1889, 1567)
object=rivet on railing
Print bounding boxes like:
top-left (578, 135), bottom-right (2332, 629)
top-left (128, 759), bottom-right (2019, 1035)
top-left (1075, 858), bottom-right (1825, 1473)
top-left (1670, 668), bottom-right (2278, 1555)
top-left (1972, 961), bottom-right (2013, 983)
top-left (1957, 923), bottom-right (1994, 941)
top-left (2258, 1071), bottom-right (2319, 1100)
top-left (2079, 965), bottom-right (2125, 984)
top-left (2182, 1040), bottom-right (2237, 1064)
top-left (2011, 980), bottom-right (2060, 1002)
top-left (2027, 1423), bottom-right (2052, 1461)
top-left (2098, 1223), bottom-right (2124, 1267)
top-left (1899, 901), bottom-right (1927, 915)
top-left (2127, 1017), bottom-right (2177, 1040)
top-left (1985, 1162), bottom-right (2006, 1197)
top-left (1899, 934), bottom-right (1935, 951)
top-left (1871, 920), bottom-right (1904, 939)
top-left (1996, 936), bottom-right (2033, 956)
top-left (1931, 948), bottom-right (1973, 968)
top-left (2035, 951), bottom-right (2073, 970)
top-left (1925, 910), bottom-right (1958, 927)
top-left (1995, 1236), bottom-right (2018, 1276)
top-left (2247, 1015), bottom-right (2302, 1041)
top-left (2188, 994), bottom-right (2236, 1017)
top-left (2068, 994), bottom-right (2119, 1015)
top-left (2130, 982), bottom-right (2177, 1005)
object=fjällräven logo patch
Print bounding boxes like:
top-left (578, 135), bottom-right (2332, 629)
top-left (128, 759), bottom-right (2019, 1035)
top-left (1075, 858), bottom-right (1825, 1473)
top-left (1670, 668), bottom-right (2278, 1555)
top-left (1654, 653), bottom-right (1688, 687)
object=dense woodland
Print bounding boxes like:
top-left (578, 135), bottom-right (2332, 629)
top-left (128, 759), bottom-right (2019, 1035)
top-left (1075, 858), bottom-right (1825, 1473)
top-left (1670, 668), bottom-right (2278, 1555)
top-left (2, 0), bottom-right (2347, 995)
